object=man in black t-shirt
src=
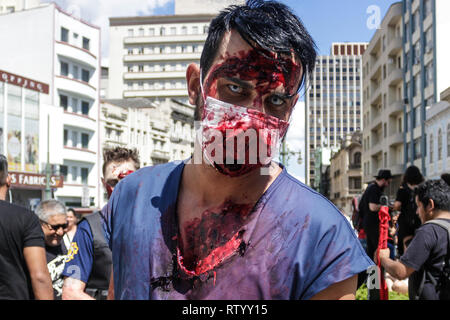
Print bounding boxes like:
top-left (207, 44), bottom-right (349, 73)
top-left (377, 179), bottom-right (450, 300)
top-left (0, 155), bottom-right (53, 300)
top-left (359, 169), bottom-right (393, 263)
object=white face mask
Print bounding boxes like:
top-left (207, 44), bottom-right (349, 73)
top-left (199, 80), bottom-right (290, 177)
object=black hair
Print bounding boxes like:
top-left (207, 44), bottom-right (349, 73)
top-left (0, 154), bottom-right (8, 186)
top-left (402, 165), bottom-right (424, 185)
top-left (415, 179), bottom-right (450, 212)
top-left (441, 173), bottom-right (450, 186)
top-left (200, 0), bottom-right (317, 92)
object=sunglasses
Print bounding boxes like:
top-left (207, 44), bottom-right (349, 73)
top-left (41, 220), bottom-right (68, 231)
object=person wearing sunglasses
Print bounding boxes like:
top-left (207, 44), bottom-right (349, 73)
top-left (61, 147), bottom-right (140, 300)
top-left (35, 199), bottom-right (69, 299)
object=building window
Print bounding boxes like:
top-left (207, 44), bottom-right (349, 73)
top-left (81, 101), bottom-right (89, 116)
top-left (81, 133), bottom-right (89, 149)
top-left (60, 165), bottom-right (68, 182)
top-left (430, 134), bottom-right (434, 163)
top-left (81, 168), bottom-right (89, 185)
top-left (82, 37), bottom-right (90, 51)
top-left (81, 69), bottom-right (90, 82)
top-left (71, 166), bottom-right (78, 183)
top-left (72, 65), bottom-right (79, 80)
top-left (128, 29), bottom-right (134, 37)
top-left (438, 129), bottom-right (443, 161)
top-left (181, 26), bottom-right (187, 35)
top-left (61, 61), bottom-right (69, 76)
top-left (160, 27), bottom-right (166, 36)
top-left (72, 131), bottom-right (78, 148)
top-left (60, 95), bottom-right (68, 110)
top-left (61, 27), bottom-right (69, 42)
top-left (63, 129), bottom-right (68, 146)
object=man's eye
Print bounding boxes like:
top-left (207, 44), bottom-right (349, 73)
top-left (227, 84), bottom-right (243, 93)
top-left (269, 95), bottom-right (285, 106)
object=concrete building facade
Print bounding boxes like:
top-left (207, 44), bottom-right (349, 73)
top-left (107, 0), bottom-right (244, 104)
top-left (305, 42), bottom-right (367, 189)
top-left (0, 0), bottom-right (40, 14)
top-left (0, 3), bottom-right (101, 210)
top-left (402, 0), bottom-right (450, 175)
top-left (362, 2), bottom-right (404, 196)
top-left (425, 87), bottom-right (450, 179)
top-left (330, 132), bottom-right (363, 215)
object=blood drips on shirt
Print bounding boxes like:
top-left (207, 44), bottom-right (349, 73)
top-left (177, 200), bottom-right (254, 277)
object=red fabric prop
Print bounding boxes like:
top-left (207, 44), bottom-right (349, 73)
top-left (377, 205), bottom-right (391, 300)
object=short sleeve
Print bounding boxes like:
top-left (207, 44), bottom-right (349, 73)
top-left (367, 185), bottom-right (381, 205)
top-left (22, 211), bottom-right (45, 248)
top-left (61, 220), bottom-right (94, 284)
top-left (300, 214), bottom-right (374, 300)
top-left (400, 225), bottom-right (435, 271)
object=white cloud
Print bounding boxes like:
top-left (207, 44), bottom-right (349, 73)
top-left (42, 0), bottom-right (173, 60)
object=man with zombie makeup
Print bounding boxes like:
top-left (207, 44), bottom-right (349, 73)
top-left (107, 0), bottom-right (373, 300)
top-left (61, 147), bottom-right (140, 300)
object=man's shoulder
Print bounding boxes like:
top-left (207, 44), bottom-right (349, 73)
top-left (270, 171), bottom-right (346, 226)
top-left (117, 161), bottom-right (184, 193)
top-left (0, 201), bottom-right (35, 225)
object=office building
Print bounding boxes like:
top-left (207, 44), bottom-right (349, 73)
top-left (362, 2), bottom-right (404, 196)
top-left (305, 42), bottom-right (367, 189)
top-left (403, 0), bottom-right (450, 175)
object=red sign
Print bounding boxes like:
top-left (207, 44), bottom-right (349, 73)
top-left (0, 69), bottom-right (49, 94)
top-left (9, 172), bottom-right (64, 190)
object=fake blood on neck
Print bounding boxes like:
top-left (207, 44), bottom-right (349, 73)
top-left (177, 200), bottom-right (254, 277)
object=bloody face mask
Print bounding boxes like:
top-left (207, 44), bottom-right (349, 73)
top-left (200, 96), bottom-right (289, 177)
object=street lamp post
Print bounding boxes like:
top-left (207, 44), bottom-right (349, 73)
top-left (280, 139), bottom-right (302, 167)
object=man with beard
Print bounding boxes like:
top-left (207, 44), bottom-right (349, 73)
top-left (106, 0), bottom-right (373, 300)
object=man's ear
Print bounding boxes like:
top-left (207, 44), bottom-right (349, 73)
top-left (186, 63), bottom-right (201, 106)
top-left (6, 174), bottom-right (11, 188)
top-left (427, 199), bottom-right (435, 212)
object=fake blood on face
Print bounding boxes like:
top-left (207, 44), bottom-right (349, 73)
top-left (203, 49), bottom-right (302, 111)
top-left (177, 200), bottom-right (254, 277)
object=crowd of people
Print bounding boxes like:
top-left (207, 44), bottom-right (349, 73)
top-left (353, 166), bottom-right (450, 300)
top-left (0, 0), bottom-right (449, 300)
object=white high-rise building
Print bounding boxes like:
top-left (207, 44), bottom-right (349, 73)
top-left (305, 43), bottom-right (368, 189)
top-left (0, 0), bottom-right (40, 14)
top-left (107, 0), bottom-right (244, 104)
top-left (0, 3), bottom-right (101, 211)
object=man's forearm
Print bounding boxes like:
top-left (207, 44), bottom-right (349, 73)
top-left (380, 257), bottom-right (408, 280)
top-left (31, 271), bottom-right (54, 300)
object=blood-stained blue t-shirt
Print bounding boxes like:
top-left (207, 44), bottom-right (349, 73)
top-left (108, 161), bottom-right (373, 300)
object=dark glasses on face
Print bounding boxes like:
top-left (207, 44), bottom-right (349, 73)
top-left (41, 220), bottom-right (68, 231)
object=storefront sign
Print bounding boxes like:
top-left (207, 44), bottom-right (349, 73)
top-left (9, 172), bottom-right (64, 189)
top-left (0, 69), bottom-right (49, 94)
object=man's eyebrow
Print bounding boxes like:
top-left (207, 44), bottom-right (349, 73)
top-left (224, 77), bottom-right (254, 89)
